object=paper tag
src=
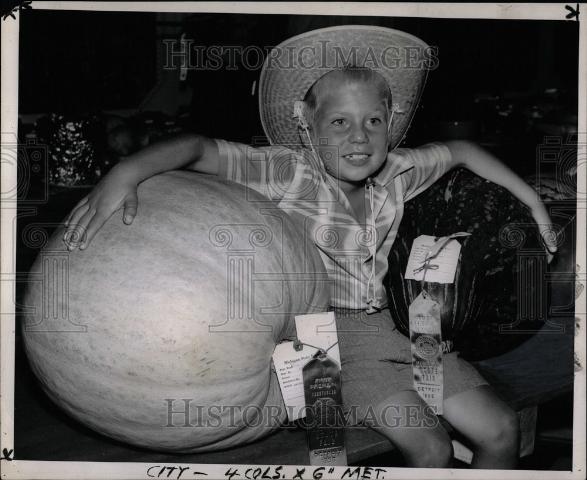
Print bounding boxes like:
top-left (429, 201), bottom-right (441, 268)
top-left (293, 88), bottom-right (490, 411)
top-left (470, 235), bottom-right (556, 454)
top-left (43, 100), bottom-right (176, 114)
top-left (404, 234), bottom-right (466, 284)
top-left (272, 312), bottom-right (342, 421)
top-left (272, 342), bottom-right (315, 420)
top-left (295, 312), bottom-right (341, 366)
top-left (409, 291), bottom-right (444, 415)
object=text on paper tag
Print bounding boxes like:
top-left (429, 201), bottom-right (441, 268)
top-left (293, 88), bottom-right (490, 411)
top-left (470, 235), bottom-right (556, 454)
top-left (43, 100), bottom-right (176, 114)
top-left (404, 235), bottom-right (463, 284)
top-left (272, 342), bottom-right (314, 420)
top-left (271, 312), bottom-right (341, 421)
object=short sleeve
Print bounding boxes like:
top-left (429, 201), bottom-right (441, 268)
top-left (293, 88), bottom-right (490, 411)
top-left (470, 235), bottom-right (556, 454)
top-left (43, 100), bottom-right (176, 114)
top-left (214, 139), bottom-right (299, 201)
top-left (397, 143), bottom-right (453, 202)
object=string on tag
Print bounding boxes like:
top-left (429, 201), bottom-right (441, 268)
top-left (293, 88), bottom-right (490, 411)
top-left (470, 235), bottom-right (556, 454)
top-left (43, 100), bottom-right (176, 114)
top-left (413, 232), bottom-right (471, 294)
top-left (413, 262), bottom-right (439, 276)
top-left (425, 232), bottom-right (471, 262)
top-left (415, 259), bottom-right (438, 294)
top-left (294, 339), bottom-right (339, 358)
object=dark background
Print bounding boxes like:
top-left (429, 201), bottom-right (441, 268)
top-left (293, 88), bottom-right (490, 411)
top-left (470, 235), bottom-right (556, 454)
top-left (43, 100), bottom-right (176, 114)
top-left (19, 11), bottom-right (579, 176)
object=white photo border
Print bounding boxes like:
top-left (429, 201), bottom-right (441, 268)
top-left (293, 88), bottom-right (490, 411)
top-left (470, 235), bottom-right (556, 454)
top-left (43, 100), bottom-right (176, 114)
top-left (1, 2), bottom-right (585, 479)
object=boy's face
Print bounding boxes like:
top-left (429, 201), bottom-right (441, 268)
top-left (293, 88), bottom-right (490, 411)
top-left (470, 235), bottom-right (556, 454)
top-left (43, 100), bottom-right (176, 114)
top-left (310, 77), bottom-right (391, 187)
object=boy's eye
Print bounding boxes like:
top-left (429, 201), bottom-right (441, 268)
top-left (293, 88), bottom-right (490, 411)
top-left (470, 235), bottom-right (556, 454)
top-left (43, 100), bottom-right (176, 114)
top-left (331, 119), bottom-right (345, 126)
top-left (369, 117), bottom-right (383, 126)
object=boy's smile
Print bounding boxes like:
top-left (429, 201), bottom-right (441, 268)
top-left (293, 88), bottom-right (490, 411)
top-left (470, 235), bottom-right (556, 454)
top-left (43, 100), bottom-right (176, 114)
top-left (310, 76), bottom-right (391, 191)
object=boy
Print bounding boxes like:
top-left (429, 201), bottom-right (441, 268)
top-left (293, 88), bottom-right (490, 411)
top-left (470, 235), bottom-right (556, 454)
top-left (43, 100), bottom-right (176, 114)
top-left (64, 26), bottom-right (557, 468)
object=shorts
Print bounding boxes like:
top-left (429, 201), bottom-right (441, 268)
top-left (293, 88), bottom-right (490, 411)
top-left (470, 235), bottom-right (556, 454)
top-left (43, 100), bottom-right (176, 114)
top-left (335, 308), bottom-right (488, 425)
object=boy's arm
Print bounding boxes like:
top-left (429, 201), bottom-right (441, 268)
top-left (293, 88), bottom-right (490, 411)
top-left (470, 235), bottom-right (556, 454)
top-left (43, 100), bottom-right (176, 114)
top-left (444, 140), bottom-right (558, 256)
top-left (64, 133), bottom-right (219, 249)
top-left (122, 133), bottom-right (220, 179)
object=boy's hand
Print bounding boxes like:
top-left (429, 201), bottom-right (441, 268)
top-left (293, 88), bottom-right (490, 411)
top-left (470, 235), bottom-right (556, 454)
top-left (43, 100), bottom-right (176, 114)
top-left (63, 163), bottom-right (139, 250)
top-left (530, 200), bottom-right (558, 263)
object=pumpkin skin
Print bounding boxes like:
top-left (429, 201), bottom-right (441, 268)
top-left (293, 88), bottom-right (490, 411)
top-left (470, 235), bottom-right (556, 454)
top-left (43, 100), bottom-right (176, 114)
top-left (22, 171), bottom-right (330, 452)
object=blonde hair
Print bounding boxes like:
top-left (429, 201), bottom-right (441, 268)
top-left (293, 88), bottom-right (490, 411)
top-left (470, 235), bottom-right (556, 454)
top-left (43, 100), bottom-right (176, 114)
top-left (302, 66), bottom-right (393, 126)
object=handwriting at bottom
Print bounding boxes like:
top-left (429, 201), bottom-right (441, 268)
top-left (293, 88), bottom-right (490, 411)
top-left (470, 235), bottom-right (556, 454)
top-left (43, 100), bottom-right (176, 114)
top-left (225, 466), bottom-right (284, 480)
top-left (146, 465), bottom-right (388, 480)
top-left (225, 466), bottom-right (387, 480)
top-left (146, 465), bottom-right (207, 479)
top-left (341, 467), bottom-right (386, 479)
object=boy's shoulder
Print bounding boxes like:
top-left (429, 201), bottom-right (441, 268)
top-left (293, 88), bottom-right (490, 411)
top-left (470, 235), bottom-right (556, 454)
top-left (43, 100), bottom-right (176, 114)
top-left (378, 142), bottom-right (451, 185)
top-left (392, 142), bottom-right (449, 157)
top-left (391, 142), bottom-right (452, 167)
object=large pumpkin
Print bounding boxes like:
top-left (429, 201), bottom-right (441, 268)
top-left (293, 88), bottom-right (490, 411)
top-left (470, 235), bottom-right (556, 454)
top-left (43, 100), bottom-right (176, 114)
top-left (22, 171), bottom-right (330, 452)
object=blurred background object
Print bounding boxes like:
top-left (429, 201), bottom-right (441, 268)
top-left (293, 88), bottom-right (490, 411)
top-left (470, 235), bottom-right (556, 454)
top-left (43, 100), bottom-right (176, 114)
top-left (18, 12), bottom-right (579, 184)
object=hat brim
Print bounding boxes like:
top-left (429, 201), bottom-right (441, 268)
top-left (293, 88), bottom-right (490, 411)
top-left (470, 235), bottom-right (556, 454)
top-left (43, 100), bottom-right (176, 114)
top-left (259, 25), bottom-right (430, 149)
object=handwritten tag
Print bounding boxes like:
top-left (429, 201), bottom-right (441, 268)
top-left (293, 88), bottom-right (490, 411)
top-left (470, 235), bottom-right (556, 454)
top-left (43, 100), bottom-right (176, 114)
top-left (409, 291), bottom-right (444, 415)
top-left (404, 234), bottom-right (466, 284)
top-left (294, 312), bottom-right (341, 366)
top-left (272, 342), bottom-right (314, 420)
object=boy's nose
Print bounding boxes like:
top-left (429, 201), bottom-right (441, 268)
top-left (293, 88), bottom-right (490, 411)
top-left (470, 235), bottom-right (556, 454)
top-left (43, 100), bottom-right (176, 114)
top-left (349, 125), bottom-right (368, 143)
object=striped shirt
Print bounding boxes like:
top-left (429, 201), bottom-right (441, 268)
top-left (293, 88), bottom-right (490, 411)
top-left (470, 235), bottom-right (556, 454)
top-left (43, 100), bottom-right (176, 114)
top-left (216, 139), bottom-right (452, 311)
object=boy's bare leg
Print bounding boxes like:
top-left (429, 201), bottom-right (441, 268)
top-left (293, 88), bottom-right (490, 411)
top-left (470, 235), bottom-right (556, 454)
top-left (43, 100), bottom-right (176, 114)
top-left (443, 385), bottom-right (520, 469)
top-left (369, 390), bottom-right (453, 468)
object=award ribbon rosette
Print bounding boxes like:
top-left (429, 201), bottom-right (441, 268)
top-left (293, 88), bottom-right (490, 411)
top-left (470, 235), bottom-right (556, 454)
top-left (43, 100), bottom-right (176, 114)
top-left (272, 312), bottom-right (347, 466)
top-left (405, 232), bottom-right (471, 415)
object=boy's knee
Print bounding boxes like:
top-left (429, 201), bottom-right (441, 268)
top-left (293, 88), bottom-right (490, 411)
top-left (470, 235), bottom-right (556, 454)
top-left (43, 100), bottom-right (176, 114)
top-left (478, 409), bottom-right (520, 450)
top-left (409, 436), bottom-right (453, 468)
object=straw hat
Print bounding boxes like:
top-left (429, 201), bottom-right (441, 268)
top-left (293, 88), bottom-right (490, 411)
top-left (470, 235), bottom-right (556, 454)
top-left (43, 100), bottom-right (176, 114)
top-left (259, 25), bottom-right (431, 149)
